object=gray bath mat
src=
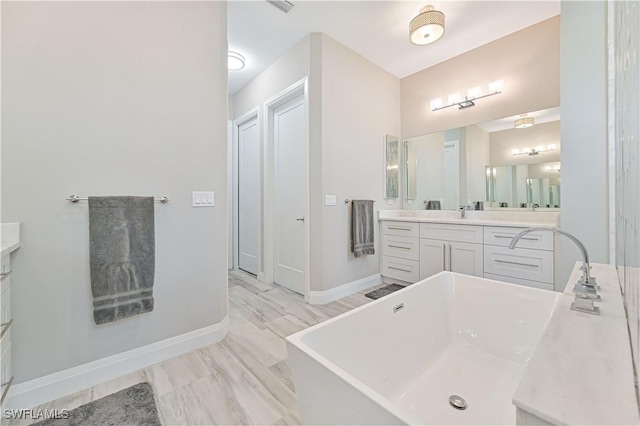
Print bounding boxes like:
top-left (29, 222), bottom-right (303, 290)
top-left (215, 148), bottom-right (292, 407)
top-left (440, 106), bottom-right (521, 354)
top-left (35, 382), bottom-right (161, 426)
top-left (365, 284), bottom-right (406, 300)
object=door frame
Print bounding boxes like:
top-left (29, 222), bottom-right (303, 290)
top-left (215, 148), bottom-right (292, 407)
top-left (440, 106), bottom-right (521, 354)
top-left (263, 77), bottom-right (310, 299)
top-left (232, 107), bottom-right (260, 274)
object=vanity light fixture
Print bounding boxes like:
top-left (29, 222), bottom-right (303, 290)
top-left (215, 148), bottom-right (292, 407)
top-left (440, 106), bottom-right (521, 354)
top-left (515, 115), bottom-right (535, 129)
top-left (410, 5), bottom-right (445, 46)
top-left (512, 144), bottom-right (556, 156)
top-left (228, 51), bottom-right (245, 71)
top-left (430, 80), bottom-right (503, 111)
top-left (545, 165), bottom-right (561, 172)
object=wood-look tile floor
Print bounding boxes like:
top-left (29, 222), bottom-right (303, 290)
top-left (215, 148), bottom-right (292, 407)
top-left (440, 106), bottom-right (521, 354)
top-left (14, 270), bottom-right (382, 425)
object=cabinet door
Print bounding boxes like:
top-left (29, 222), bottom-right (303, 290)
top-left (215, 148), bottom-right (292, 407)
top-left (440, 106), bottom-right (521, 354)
top-left (449, 241), bottom-right (483, 277)
top-left (420, 238), bottom-right (447, 279)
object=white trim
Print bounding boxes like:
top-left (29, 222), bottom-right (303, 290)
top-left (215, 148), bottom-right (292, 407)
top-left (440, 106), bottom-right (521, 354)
top-left (7, 317), bottom-right (229, 410)
top-left (308, 273), bottom-right (382, 305)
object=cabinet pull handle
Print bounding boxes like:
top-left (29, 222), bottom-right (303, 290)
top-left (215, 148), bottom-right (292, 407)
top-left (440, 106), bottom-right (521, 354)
top-left (442, 244), bottom-right (446, 271)
top-left (449, 244), bottom-right (453, 271)
top-left (0, 377), bottom-right (14, 405)
top-left (495, 259), bottom-right (539, 268)
top-left (494, 235), bottom-right (538, 241)
top-left (0, 319), bottom-right (13, 340)
top-left (388, 266), bottom-right (411, 273)
top-left (388, 226), bottom-right (412, 231)
top-left (388, 245), bottom-right (411, 250)
top-left (0, 271), bottom-right (11, 283)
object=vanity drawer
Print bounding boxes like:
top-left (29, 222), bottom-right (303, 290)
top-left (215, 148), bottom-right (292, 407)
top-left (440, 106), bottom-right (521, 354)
top-left (381, 256), bottom-right (420, 283)
top-left (381, 235), bottom-right (419, 260)
top-left (484, 245), bottom-right (554, 284)
top-left (484, 273), bottom-right (554, 292)
top-left (0, 285), bottom-right (10, 331)
top-left (484, 226), bottom-right (554, 251)
top-left (0, 256), bottom-right (9, 291)
top-left (420, 223), bottom-right (483, 244)
top-left (381, 221), bottom-right (419, 238)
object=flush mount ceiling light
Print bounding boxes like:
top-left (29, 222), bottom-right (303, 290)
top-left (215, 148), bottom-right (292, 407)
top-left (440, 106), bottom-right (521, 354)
top-left (410, 5), bottom-right (445, 46)
top-left (430, 80), bottom-right (503, 111)
top-left (228, 51), bottom-right (245, 71)
top-left (515, 115), bottom-right (535, 129)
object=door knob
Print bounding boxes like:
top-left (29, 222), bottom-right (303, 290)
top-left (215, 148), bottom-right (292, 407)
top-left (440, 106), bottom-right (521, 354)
top-left (296, 217), bottom-right (305, 222)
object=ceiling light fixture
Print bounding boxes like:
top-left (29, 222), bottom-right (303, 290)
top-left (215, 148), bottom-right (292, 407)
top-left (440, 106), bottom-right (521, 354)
top-left (512, 144), bottom-right (557, 156)
top-left (430, 80), bottom-right (503, 111)
top-left (515, 115), bottom-right (535, 129)
top-left (410, 5), bottom-right (445, 46)
top-left (228, 51), bottom-right (245, 71)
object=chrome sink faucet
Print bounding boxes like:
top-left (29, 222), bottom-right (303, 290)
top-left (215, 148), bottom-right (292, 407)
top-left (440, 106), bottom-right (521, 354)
top-left (509, 227), bottom-right (600, 315)
top-left (459, 205), bottom-right (468, 219)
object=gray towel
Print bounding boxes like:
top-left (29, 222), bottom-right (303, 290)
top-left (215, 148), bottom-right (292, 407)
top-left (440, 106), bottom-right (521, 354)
top-left (350, 200), bottom-right (375, 258)
top-left (426, 200), bottom-right (441, 210)
top-left (89, 196), bottom-right (155, 325)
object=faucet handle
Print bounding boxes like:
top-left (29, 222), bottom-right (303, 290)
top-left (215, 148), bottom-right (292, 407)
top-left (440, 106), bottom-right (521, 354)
top-left (572, 283), bottom-right (601, 301)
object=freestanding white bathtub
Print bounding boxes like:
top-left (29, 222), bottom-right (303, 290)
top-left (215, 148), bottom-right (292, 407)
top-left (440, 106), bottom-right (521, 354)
top-left (286, 272), bottom-right (560, 425)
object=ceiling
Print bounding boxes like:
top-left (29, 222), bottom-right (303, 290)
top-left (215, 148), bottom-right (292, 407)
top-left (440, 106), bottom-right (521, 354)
top-left (228, 0), bottom-right (560, 94)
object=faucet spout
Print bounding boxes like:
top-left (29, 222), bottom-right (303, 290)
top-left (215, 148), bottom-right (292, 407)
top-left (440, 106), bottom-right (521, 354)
top-left (459, 205), bottom-right (467, 219)
top-left (509, 227), bottom-right (600, 315)
top-left (509, 227), bottom-right (594, 285)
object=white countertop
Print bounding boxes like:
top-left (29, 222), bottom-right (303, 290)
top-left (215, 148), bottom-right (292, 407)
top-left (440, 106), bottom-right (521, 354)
top-left (513, 262), bottom-right (639, 425)
top-left (1, 223), bottom-right (21, 257)
top-left (378, 210), bottom-right (559, 228)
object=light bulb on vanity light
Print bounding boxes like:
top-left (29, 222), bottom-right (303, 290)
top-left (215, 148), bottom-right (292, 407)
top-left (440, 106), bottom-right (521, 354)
top-left (448, 93), bottom-right (462, 105)
top-left (489, 80), bottom-right (504, 93)
top-left (467, 87), bottom-right (482, 99)
top-left (430, 98), bottom-right (443, 110)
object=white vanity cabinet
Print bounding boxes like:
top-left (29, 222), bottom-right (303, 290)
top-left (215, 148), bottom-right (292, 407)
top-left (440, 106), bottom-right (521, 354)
top-left (419, 223), bottom-right (484, 279)
top-left (0, 255), bottom-right (13, 416)
top-left (380, 221), bottom-right (421, 282)
top-left (380, 219), bottom-right (556, 291)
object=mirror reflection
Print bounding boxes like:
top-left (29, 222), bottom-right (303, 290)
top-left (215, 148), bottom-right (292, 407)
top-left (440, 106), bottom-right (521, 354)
top-left (404, 106), bottom-right (561, 210)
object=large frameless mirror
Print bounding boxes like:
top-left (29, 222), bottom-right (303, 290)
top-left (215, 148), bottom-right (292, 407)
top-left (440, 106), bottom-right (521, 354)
top-left (403, 106), bottom-right (561, 210)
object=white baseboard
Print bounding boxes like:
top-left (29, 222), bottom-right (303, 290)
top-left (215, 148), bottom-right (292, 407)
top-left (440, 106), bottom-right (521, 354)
top-left (308, 273), bottom-right (381, 305)
top-left (7, 316), bottom-right (229, 410)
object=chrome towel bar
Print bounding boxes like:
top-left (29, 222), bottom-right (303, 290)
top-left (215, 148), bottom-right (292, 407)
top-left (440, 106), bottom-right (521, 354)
top-left (66, 195), bottom-right (169, 203)
top-left (344, 199), bottom-right (376, 204)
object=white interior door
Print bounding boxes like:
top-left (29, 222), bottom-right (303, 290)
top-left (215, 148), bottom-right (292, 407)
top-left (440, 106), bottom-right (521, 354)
top-left (238, 116), bottom-right (260, 275)
top-left (273, 95), bottom-right (306, 294)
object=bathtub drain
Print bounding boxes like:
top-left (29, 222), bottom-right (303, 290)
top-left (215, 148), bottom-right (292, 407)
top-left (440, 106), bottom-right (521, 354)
top-left (449, 395), bottom-right (467, 410)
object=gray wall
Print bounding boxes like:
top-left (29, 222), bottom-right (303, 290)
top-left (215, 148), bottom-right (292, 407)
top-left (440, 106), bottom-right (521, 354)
top-left (317, 34), bottom-right (401, 292)
top-left (559, 1), bottom-right (609, 285)
top-left (1, 1), bottom-right (228, 382)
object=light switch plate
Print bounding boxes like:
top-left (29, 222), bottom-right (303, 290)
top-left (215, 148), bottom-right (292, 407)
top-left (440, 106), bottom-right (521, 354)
top-left (325, 195), bottom-right (337, 206)
top-left (192, 191), bottom-right (215, 207)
